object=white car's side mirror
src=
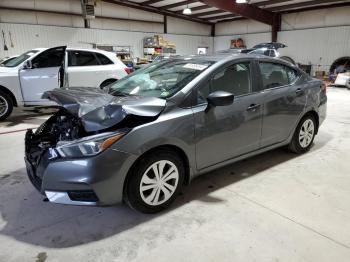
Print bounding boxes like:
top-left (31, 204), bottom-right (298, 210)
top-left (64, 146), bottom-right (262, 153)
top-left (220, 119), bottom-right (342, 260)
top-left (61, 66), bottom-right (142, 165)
top-left (23, 60), bottom-right (32, 70)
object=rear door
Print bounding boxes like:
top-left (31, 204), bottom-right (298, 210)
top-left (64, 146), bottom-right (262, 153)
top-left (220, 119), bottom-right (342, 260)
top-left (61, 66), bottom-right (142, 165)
top-left (19, 46), bottom-right (66, 105)
top-left (258, 60), bottom-right (306, 147)
top-left (193, 60), bottom-right (264, 170)
top-left (66, 50), bottom-right (106, 87)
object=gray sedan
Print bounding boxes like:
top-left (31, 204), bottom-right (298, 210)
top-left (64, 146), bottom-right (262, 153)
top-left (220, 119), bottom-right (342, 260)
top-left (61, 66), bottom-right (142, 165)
top-left (25, 54), bottom-right (327, 213)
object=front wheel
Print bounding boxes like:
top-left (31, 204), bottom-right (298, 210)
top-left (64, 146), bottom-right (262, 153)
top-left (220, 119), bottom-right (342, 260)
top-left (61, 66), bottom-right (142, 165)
top-left (0, 90), bottom-right (13, 121)
top-left (289, 115), bottom-right (317, 154)
top-left (125, 150), bottom-right (184, 213)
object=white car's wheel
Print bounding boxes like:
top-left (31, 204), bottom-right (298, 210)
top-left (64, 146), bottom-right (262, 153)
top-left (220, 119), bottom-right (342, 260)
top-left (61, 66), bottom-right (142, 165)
top-left (0, 90), bottom-right (13, 121)
top-left (125, 149), bottom-right (184, 213)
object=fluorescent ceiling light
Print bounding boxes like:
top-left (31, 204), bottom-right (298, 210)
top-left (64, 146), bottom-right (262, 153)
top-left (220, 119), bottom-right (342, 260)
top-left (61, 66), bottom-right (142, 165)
top-left (236, 0), bottom-right (248, 3)
top-left (183, 7), bottom-right (192, 15)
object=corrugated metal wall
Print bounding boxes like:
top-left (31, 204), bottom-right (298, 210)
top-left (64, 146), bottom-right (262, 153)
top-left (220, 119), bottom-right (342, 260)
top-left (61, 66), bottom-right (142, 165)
top-left (278, 26), bottom-right (350, 72)
top-left (1, 2), bottom-right (349, 73)
top-left (214, 6), bottom-right (350, 73)
top-left (0, 0), bottom-right (213, 58)
top-left (0, 23), bottom-right (213, 58)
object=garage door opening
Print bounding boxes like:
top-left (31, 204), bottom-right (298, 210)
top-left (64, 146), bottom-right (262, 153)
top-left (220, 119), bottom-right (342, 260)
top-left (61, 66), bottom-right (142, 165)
top-left (330, 57), bottom-right (350, 74)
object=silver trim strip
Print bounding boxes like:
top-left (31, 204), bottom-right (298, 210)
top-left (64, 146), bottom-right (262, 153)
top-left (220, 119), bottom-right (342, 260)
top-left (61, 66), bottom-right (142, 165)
top-left (45, 191), bottom-right (97, 206)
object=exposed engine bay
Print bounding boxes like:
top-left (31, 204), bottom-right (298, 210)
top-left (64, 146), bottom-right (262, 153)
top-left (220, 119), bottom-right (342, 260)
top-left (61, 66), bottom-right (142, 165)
top-left (25, 109), bottom-right (85, 157)
top-left (25, 109), bottom-right (86, 191)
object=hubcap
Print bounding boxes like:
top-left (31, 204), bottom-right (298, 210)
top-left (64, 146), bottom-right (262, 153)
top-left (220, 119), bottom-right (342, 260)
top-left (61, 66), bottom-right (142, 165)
top-left (299, 119), bottom-right (315, 148)
top-left (139, 160), bottom-right (179, 206)
top-left (0, 95), bottom-right (8, 117)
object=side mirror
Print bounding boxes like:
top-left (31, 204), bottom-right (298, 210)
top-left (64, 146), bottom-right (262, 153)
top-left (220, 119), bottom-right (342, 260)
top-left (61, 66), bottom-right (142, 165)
top-left (207, 91), bottom-right (234, 107)
top-left (23, 60), bottom-right (32, 69)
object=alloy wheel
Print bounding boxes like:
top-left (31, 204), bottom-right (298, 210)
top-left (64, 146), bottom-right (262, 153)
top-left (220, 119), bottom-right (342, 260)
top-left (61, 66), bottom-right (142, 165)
top-left (299, 119), bottom-right (315, 148)
top-left (139, 160), bottom-right (179, 206)
top-left (0, 95), bottom-right (8, 118)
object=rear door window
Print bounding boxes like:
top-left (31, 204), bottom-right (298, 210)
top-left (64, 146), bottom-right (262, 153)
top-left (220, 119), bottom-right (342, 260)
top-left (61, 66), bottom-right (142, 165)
top-left (68, 51), bottom-right (99, 66)
top-left (259, 62), bottom-right (289, 89)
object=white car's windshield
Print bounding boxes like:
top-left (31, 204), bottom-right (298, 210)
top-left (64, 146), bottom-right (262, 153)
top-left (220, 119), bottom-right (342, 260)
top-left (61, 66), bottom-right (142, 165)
top-left (3, 50), bottom-right (39, 67)
top-left (109, 59), bottom-right (213, 98)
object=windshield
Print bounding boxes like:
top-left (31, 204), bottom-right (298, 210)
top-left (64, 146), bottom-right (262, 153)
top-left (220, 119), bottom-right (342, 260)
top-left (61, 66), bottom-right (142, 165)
top-left (2, 50), bottom-right (39, 67)
top-left (109, 59), bottom-right (213, 98)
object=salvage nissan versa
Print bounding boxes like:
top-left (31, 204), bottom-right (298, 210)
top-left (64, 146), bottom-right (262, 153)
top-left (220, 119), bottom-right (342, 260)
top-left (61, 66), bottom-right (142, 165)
top-left (25, 54), bottom-right (327, 213)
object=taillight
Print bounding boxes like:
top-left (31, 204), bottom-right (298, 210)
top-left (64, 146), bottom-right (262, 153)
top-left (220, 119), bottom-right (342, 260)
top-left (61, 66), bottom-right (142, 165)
top-left (124, 68), bottom-right (131, 74)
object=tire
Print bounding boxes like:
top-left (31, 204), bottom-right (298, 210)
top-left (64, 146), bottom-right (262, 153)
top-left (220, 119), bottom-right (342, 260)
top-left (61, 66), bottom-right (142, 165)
top-left (100, 79), bottom-right (117, 89)
top-left (0, 90), bottom-right (13, 121)
top-left (125, 149), bottom-right (185, 213)
top-left (288, 114), bottom-right (317, 154)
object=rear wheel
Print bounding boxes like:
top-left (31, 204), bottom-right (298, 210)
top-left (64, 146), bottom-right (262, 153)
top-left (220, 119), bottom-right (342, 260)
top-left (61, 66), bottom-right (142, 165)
top-left (0, 90), bottom-right (13, 121)
top-left (125, 150), bottom-right (184, 213)
top-left (289, 114), bottom-right (316, 153)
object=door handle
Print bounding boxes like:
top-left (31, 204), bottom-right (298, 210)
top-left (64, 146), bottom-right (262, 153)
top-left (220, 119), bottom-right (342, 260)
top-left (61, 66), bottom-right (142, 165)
top-left (247, 104), bottom-right (261, 112)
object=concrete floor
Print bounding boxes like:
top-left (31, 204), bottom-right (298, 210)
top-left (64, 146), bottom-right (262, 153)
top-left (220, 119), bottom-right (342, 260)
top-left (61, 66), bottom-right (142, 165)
top-left (0, 87), bottom-right (350, 262)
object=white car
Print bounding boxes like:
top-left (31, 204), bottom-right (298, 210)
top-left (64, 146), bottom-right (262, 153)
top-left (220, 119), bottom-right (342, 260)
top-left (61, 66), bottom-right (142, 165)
top-left (334, 72), bottom-right (350, 88)
top-left (0, 46), bottom-right (129, 120)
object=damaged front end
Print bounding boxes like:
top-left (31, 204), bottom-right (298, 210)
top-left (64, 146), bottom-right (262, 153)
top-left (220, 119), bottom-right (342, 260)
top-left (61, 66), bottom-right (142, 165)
top-left (25, 109), bottom-right (85, 192)
top-left (24, 87), bottom-right (166, 193)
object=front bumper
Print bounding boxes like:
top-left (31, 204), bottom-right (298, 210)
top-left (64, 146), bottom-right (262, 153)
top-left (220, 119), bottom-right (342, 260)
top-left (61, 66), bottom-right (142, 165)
top-left (25, 131), bottom-right (137, 206)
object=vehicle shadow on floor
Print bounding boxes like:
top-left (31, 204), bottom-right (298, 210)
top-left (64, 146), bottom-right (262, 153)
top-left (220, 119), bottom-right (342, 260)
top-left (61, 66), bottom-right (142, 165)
top-left (0, 133), bottom-right (331, 249)
top-left (0, 108), bottom-right (57, 128)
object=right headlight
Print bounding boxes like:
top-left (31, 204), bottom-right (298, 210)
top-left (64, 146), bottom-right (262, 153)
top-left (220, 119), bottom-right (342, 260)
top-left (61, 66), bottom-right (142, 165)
top-left (56, 132), bottom-right (126, 158)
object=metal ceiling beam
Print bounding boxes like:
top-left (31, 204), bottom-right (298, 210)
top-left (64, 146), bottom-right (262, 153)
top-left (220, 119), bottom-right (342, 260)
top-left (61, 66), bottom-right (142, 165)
top-left (203, 13), bottom-right (239, 20)
top-left (175, 4), bottom-right (211, 14)
top-left (187, 0), bottom-right (290, 17)
top-left (180, 0), bottom-right (290, 17)
top-left (102, 0), bottom-right (213, 25)
top-left (142, 0), bottom-right (164, 5)
top-left (199, 0), bottom-right (276, 25)
top-left (255, 0), bottom-right (293, 6)
top-left (215, 17), bottom-right (246, 23)
top-left (160, 0), bottom-right (198, 10)
top-left (280, 1), bottom-right (350, 13)
top-left (268, 0), bottom-right (350, 11)
top-left (0, 7), bottom-right (164, 24)
top-left (191, 10), bottom-right (226, 17)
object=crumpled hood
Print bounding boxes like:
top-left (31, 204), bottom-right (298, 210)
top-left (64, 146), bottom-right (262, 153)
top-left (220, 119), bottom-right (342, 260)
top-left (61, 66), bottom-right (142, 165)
top-left (43, 87), bottom-right (166, 132)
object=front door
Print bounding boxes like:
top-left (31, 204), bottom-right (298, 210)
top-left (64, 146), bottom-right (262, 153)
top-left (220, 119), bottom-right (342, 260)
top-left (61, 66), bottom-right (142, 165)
top-left (19, 46), bottom-right (66, 105)
top-left (258, 61), bottom-right (307, 147)
top-left (194, 61), bottom-right (264, 170)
